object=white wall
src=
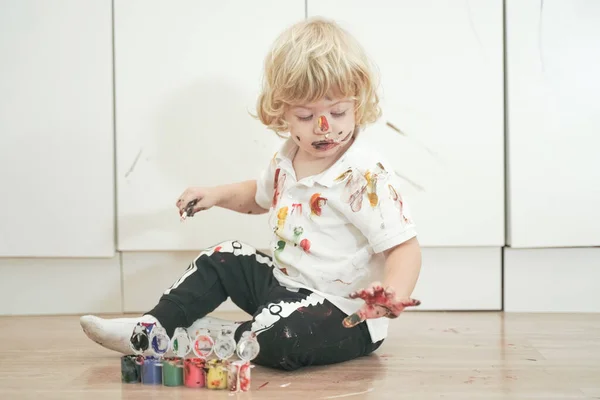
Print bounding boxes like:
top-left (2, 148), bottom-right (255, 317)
top-left (504, 248), bottom-right (600, 313)
top-left (0, 1), bottom-right (597, 316)
top-left (0, 0), bottom-right (115, 258)
top-left (114, 0), bottom-right (299, 252)
top-left (308, 0), bottom-right (505, 248)
top-left (505, 0), bottom-right (600, 248)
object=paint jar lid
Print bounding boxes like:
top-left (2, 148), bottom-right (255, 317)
top-left (129, 322), bottom-right (155, 355)
top-left (148, 326), bottom-right (170, 357)
top-left (192, 329), bottom-right (214, 358)
top-left (213, 329), bottom-right (236, 360)
top-left (170, 327), bottom-right (192, 358)
top-left (236, 331), bottom-right (260, 361)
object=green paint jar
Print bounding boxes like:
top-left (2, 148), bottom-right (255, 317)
top-left (162, 357), bottom-right (184, 386)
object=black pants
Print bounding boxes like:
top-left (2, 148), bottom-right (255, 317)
top-left (147, 240), bottom-right (383, 371)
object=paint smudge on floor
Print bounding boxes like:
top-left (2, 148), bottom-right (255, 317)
top-left (320, 387), bottom-right (374, 399)
top-left (257, 381), bottom-right (269, 390)
top-left (443, 328), bottom-right (459, 334)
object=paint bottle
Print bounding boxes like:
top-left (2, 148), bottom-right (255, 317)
top-left (183, 358), bottom-right (206, 388)
top-left (129, 321), bottom-right (155, 355)
top-left (213, 329), bottom-right (236, 360)
top-left (148, 326), bottom-right (170, 357)
top-left (170, 327), bottom-right (192, 358)
top-left (162, 357), bottom-right (184, 386)
top-left (141, 356), bottom-right (162, 385)
top-left (120, 355), bottom-right (142, 383)
top-left (206, 359), bottom-right (228, 389)
top-left (192, 328), bottom-right (215, 359)
top-left (236, 331), bottom-right (260, 362)
top-left (228, 360), bottom-right (252, 392)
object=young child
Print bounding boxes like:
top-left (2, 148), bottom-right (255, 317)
top-left (80, 17), bottom-right (422, 371)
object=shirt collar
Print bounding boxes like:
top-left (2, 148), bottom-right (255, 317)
top-left (274, 136), bottom-right (361, 188)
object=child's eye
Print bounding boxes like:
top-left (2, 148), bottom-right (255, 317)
top-left (297, 115), bottom-right (312, 121)
top-left (331, 110), bottom-right (347, 118)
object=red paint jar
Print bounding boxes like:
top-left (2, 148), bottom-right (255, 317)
top-left (183, 358), bottom-right (206, 388)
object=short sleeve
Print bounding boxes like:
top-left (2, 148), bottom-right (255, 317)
top-left (333, 161), bottom-right (417, 253)
top-left (254, 154), bottom-right (277, 210)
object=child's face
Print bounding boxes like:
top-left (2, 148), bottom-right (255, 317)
top-left (284, 95), bottom-right (356, 160)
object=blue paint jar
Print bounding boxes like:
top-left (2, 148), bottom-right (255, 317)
top-left (141, 356), bottom-right (162, 385)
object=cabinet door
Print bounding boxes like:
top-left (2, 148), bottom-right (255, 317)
top-left (0, 1), bottom-right (115, 257)
top-left (114, 0), bottom-right (304, 251)
top-left (308, 0), bottom-right (505, 246)
top-left (506, 0), bottom-right (600, 247)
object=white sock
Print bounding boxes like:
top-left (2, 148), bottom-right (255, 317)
top-left (187, 316), bottom-right (243, 339)
top-left (80, 314), bottom-right (244, 355)
top-left (80, 314), bottom-right (160, 355)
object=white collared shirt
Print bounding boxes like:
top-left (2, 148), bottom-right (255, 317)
top-left (255, 135), bottom-right (418, 342)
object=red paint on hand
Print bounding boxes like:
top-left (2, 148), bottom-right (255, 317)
top-left (342, 283), bottom-right (420, 328)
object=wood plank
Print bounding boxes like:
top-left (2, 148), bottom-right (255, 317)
top-left (0, 311), bottom-right (597, 399)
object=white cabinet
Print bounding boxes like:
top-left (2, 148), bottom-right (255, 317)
top-left (0, 1), bottom-right (115, 257)
top-left (505, 0), bottom-right (600, 247)
top-left (114, 0), bottom-right (304, 251)
top-left (307, 0), bottom-right (505, 246)
top-left (504, 248), bottom-right (600, 312)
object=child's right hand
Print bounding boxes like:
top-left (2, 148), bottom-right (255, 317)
top-left (176, 186), bottom-right (220, 218)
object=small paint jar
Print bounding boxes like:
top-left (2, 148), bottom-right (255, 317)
top-left (141, 356), bottom-right (162, 385)
top-left (170, 327), bottom-right (192, 358)
top-left (148, 326), bottom-right (170, 357)
top-left (120, 355), bottom-right (143, 383)
top-left (129, 322), bottom-right (155, 355)
top-left (236, 331), bottom-right (260, 362)
top-left (206, 359), bottom-right (228, 390)
top-left (162, 357), bottom-right (184, 386)
top-left (227, 360), bottom-right (252, 392)
top-left (183, 358), bottom-right (206, 388)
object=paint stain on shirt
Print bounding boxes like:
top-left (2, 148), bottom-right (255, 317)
top-left (309, 193), bottom-right (327, 216)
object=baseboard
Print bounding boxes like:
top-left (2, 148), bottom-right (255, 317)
top-left (0, 247), bottom-right (503, 316)
top-left (504, 247), bottom-right (600, 312)
top-left (121, 247), bottom-right (502, 314)
top-left (0, 256), bottom-right (122, 315)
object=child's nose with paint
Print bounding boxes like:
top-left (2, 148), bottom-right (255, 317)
top-left (317, 115), bottom-right (329, 132)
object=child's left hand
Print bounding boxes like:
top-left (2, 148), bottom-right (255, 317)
top-left (342, 282), bottom-right (421, 328)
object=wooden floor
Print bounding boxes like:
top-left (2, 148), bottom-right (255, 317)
top-left (0, 311), bottom-right (599, 399)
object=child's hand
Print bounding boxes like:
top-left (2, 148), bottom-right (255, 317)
top-left (342, 282), bottom-right (420, 328)
top-left (176, 187), bottom-right (219, 218)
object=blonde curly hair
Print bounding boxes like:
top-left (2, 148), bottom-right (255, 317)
top-left (256, 17), bottom-right (382, 135)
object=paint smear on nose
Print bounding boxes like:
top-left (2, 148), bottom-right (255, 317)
top-left (318, 115), bottom-right (329, 132)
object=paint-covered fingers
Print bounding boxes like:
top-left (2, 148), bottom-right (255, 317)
top-left (386, 297), bottom-right (421, 318)
top-left (348, 281), bottom-right (385, 302)
top-left (176, 187), bottom-right (218, 219)
top-left (345, 282), bottom-right (421, 326)
top-left (342, 304), bottom-right (389, 328)
top-left (399, 298), bottom-right (421, 308)
top-left (342, 310), bottom-right (366, 328)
